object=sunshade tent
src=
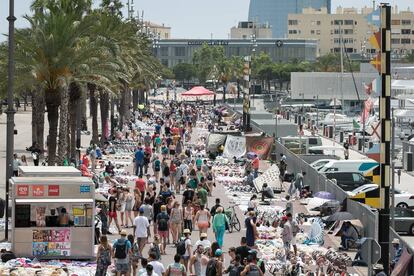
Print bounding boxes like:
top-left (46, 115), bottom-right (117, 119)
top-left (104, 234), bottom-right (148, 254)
top-left (324, 211), bottom-right (354, 222)
top-left (181, 86), bottom-right (216, 97)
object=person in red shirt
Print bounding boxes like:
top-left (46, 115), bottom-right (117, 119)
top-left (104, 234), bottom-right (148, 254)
top-left (82, 154), bottom-right (89, 168)
top-left (252, 156), bottom-right (260, 171)
top-left (135, 177), bottom-right (146, 202)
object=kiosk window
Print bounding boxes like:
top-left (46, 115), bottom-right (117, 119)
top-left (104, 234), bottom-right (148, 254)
top-left (15, 204), bottom-right (31, 228)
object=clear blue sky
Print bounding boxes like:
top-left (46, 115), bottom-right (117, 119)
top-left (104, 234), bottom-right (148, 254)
top-left (1, 0), bottom-right (413, 40)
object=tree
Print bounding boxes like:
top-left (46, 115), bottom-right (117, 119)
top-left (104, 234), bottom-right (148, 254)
top-left (173, 63), bottom-right (196, 84)
top-left (192, 44), bottom-right (226, 84)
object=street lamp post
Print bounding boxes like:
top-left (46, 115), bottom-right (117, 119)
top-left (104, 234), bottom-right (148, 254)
top-left (299, 93), bottom-right (304, 154)
top-left (4, 0), bottom-right (16, 241)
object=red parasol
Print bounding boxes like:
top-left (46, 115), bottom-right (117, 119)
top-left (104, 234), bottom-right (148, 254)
top-left (181, 86), bottom-right (215, 97)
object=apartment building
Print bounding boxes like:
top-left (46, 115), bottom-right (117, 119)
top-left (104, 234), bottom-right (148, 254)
top-left (287, 6), bottom-right (414, 57)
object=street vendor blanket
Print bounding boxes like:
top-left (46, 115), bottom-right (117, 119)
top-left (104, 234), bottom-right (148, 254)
top-left (253, 164), bottom-right (280, 192)
top-left (223, 135), bottom-right (246, 159)
top-left (246, 136), bottom-right (273, 159)
top-left (206, 133), bottom-right (227, 153)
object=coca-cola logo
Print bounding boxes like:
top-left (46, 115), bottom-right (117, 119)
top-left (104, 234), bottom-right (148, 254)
top-left (32, 185), bottom-right (44, 197)
top-left (48, 185), bottom-right (60, 196)
top-left (17, 185), bottom-right (29, 196)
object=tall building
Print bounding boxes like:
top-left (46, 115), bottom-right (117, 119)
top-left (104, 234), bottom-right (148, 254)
top-left (287, 6), bottom-right (414, 57)
top-left (230, 21), bottom-right (272, 39)
top-left (248, 0), bottom-right (331, 38)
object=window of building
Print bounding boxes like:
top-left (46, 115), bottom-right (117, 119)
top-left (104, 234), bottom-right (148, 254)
top-left (392, 20), bottom-right (401, 25)
top-left (334, 20), bottom-right (343, 25)
top-left (402, 29), bottom-right (411, 35)
top-left (160, 47), bottom-right (168, 56)
top-left (402, 20), bottom-right (411, 25)
top-left (344, 29), bottom-right (353, 35)
top-left (401, 38), bottom-right (411, 44)
top-left (316, 30), bottom-right (321, 35)
top-left (174, 47), bottom-right (185, 56)
top-left (391, 38), bottom-right (401, 44)
top-left (334, 29), bottom-right (341, 34)
top-left (344, 20), bottom-right (353, 25)
top-left (289, 30), bottom-right (298, 34)
top-left (161, 59), bottom-right (168, 67)
top-left (311, 30), bottom-right (315, 34)
top-left (288, 20), bottom-right (298, 25)
top-left (165, 33), bottom-right (169, 39)
top-left (317, 21), bottom-right (321, 25)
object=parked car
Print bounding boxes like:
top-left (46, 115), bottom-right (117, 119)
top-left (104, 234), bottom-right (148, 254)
top-left (394, 207), bottom-right (414, 235)
top-left (393, 189), bottom-right (414, 208)
top-left (324, 172), bottom-right (371, 191)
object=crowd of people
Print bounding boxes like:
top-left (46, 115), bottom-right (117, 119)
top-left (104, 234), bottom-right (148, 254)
top-left (90, 102), bottom-right (273, 276)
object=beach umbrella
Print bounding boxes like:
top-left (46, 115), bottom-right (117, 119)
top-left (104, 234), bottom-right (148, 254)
top-left (314, 191), bottom-right (336, 200)
top-left (307, 197), bottom-right (330, 209)
top-left (324, 211), bottom-right (354, 222)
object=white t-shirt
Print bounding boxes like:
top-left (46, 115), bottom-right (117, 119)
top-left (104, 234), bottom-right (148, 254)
top-left (195, 239), bottom-right (211, 250)
top-left (149, 260), bottom-right (165, 276)
top-left (134, 216), bottom-right (149, 238)
top-left (183, 238), bottom-right (192, 257)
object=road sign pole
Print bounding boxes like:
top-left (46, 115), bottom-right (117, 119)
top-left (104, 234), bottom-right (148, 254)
top-left (378, 4), bottom-right (391, 271)
top-left (368, 239), bottom-right (373, 276)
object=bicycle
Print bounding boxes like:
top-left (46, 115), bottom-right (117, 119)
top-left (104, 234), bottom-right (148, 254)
top-left (225, 205), bottom-right (241, 233)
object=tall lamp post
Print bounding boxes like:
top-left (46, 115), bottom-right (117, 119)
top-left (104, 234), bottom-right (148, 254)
top-left (4, 0), bottom-right (16, 241)
top-left (298, 93), bottom-right (304, 154)
top-left (108, 1), bottom-right (116, 138)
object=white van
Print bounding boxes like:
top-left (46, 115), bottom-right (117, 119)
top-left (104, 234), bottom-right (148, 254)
top-left (310, 159), bottom-right (337, 171)
top-left (318, 159), bottom-right (379, 173)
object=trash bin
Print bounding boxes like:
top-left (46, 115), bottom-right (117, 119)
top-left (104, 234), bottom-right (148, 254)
top-left (328, 126), bottom-right (334, 139)
top-left (339, 131), bottom-right (344, 143)
top-left (358, 137), bottom-right (363, 151)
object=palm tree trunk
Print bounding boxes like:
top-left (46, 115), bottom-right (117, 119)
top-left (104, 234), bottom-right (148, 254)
top-left (32, 89), bottom-right (45, 151)
top-left (57, 86), bottom-right (69, 165)
top-left (81, 89), bottom-right (88, 131)
top-left (45, 88), bottom-right (61, 165)
top-left (132, 89), bottom-right (138, 111)
top-left (69, 97), bottom-right (77, 159)
top-left (88, 83), bottom-right (99, 144)
top-left (99, 89), bottom-right (109, 144)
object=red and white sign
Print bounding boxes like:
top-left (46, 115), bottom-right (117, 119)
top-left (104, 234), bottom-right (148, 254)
top-left (16, 185), bottom-right (29, 196)
top-left (48, 185), bottom-right (60, 196)
top-left (32, 185), bottom-right (45, 197)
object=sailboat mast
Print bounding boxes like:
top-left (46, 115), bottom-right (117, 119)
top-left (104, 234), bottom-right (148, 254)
top-left (340, 22), bottom-right (344, 114)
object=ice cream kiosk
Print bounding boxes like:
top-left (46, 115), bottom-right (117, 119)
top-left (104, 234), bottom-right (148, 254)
top-left (11, 176), bottom-right (95, 259)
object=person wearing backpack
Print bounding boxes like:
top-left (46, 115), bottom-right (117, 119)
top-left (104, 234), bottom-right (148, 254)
top-left (95, 235), bottom-right (112, 276)
top-left (166, 254), bottom-right (186, 276)
top-left (156, 205), bottom-right (170, 255)
top-left (112, 230), bottom-right (132, 276)
top-left (206, 248), bottom-right (223, 276)
top-left (240, 254), bottom-right (263, 276)
top-left (177, 229), bottom-right (192, 271)
top-left (153, 156), bottom-right (161, 182)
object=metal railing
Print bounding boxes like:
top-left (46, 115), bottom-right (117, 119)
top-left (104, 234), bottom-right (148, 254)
top-left (274, 140), bottom-right (378, 239)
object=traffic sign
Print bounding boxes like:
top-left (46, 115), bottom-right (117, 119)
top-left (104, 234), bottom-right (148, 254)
top-left (360, 237), bottom-right (381, 264)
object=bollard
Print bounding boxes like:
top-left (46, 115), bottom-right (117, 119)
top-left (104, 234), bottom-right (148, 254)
top-left (286, 112), bottom-right (290, 121)
top-left (294, 115), bottom-right (298, 124)
top-left (358, 137), bottom-right (363, 151)
top-left (348, 134), bottom-right (353, 145)
top-left (339, 131), bottom-right (344, 143)
top-left (298, 116), bottom-right (302, 126)
top-left (328, 126), bottom-right (334, 139)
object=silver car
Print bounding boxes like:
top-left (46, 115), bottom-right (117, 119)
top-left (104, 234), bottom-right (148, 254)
top-left (394, 208), bottom-right (414, 235)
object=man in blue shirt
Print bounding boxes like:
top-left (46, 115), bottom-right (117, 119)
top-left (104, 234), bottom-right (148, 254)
top-left (135, 147), bottom-right (144, 177)
top-left (112, 230), bottom-right (132, 276)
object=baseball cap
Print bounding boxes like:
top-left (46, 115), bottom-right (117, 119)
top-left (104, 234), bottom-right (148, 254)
top-left (215, 249), bottom-right (223, 257)
top-left (200, 233), bottom-right (208, 238)
top-left (139, 207), bottom-right (144, 213)
top-left (120, 230), bottom-right (127, 236)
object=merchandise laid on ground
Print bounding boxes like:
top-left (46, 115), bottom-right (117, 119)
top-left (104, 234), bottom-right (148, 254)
top-left (4, 99), bottom-right (404, 276)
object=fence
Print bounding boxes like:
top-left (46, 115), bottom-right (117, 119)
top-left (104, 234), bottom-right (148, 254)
top-left (274, 140), bottom-right (378, 239)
